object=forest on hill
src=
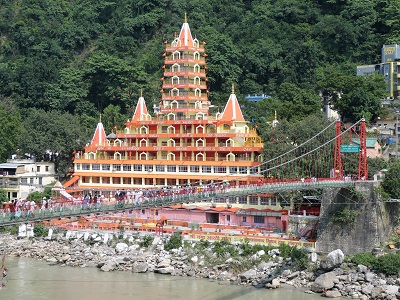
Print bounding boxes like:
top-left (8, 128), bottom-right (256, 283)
top-left (0, 0), bottom-right (397, 177)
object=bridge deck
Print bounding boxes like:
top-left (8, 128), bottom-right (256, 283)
top-left (0, 179), bottom-right (354, 227)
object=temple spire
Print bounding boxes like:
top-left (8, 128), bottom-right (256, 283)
top-left (219, 87), bottom-right (245, 123)
top-left (185, 12), bottom-right (187, 23)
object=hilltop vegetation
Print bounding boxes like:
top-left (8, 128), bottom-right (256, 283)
top-left (0, 0), bottom-right (397, 176)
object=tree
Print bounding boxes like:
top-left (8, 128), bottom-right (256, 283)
top-left (380, 161), bottom-right (400, 199)
top-left (18, 109), bottom-right (93, 177)
top-left (0, 189), bottom-right (7, 204)
top-left (0, 97), bottom-right (22, 161)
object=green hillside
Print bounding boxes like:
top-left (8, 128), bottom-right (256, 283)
top-left (0, 0), bottom-right (396, 176)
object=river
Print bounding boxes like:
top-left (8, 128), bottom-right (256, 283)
top-left (1, 257), bottom-right (326, 300)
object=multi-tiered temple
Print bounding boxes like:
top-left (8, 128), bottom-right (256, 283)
top-left (65, 17), bottom-right (264, 192)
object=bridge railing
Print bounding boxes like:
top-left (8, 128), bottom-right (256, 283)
top-left (0, 179), bottom-right (355, 226)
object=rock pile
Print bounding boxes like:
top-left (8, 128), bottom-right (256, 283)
top-left (0, 232), bottom-right (399, 299)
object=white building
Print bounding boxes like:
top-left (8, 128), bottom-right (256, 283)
top-left (0, 159), bottom-right (56, 200)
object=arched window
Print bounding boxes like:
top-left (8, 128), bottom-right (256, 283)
top-left (226, 153), bottom-right (235, 162)
top-left (193, 64), bottom-right (200, 73)
top-left (88, 152), bottom-right (96, 159)
top-left (194, 88), bottom-right (201, 97)
top-left (193, 51), bottom-right (200, 60)
top-left (167, 139), bottom-right (176, 147)
top-left (139, 139), bottom-right (148, 147)
top-left (226, 138), bottom-right (234, 147)
top-left (113, 139), bottom-right (122, 146)
top-left (167, 113), bottom-right (176, 121)
top-left (114, 152), bottom-right (122, 160)
top-left (167, 152), bottom-right (175, 161)
top-left (172, 63), bottom-right (180, 72)
top-left (139, 152), bottom-right (148, 160)
top-left (194, 100), bottom-right (202, 109)
top-left (172, 51), bottom-right (180, 60)
top-left (167, 126), bottom-right (176, 134)
top-left (195, 138), bottom-right (205, 147)
top-left (195, 153), bottom-right (205, 161)
top-left (193, 38), bottom-right (199, 47)
top-left (139, 126), bottom-right (148, 134)
top-left (193, 76), bottom-right (201, 85)
top-left (171, 100), bottom-right (179, 109)
top-left (170, 88), bottom-right (179, 96)
top-left (195, 112), bottom-right (205, 120)
top-left (195, 125), bottom-right (204, 134)
top-left (171, 76), bottom-right (180, 84)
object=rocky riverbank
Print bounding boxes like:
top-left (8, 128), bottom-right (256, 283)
top-left (0, 231), bottom-right (399, 299)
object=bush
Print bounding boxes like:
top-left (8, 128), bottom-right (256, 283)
top-left (331, 208), bottom-right (359, 224)
top-left (373, 252), bottom-right (400, 275)
top-left (194, 239), bottom-right (210, 250)
top-left (212, 240), bottom-right (238, 257)
top-left (139, 235), bottom-right (154, 248)
top-left (291, 247), bottom-right (309, 269)
top-left (33, 223), bottom-right (48, 237)
top-left (351, 252), bottom-right (375, 267)
top-left (278, 243), bottom-right (292, 258)
top-left (164, 233), bottom-right (182, 251)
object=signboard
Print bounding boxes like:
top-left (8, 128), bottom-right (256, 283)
top-left (340, 145), bottom-right (360, 153)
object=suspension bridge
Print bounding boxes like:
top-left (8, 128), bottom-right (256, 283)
top-left (0, 119), bottom-right (369, 226)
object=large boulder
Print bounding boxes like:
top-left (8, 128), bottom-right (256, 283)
top-left (311, 271), bottom-right (337, 292)
top-left (240, 269), bottom-right (258, 282)
top-left (132, 261), bottom-right (148, 273)
top-left (320, 249), bottom-right (344, 271)
top-left (115, 243), bottom-right (128, 254)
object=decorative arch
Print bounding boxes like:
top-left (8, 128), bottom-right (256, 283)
top-left (167, 126), bottom-right (176, 134)
top-left (193, 38), bottom-right (199, 47)
top-left (172, 63), bottom-right (180, 72)
top-left (215, 112), bottom-right (223, 120)
top-left (195, 152), bottom-right (205, 161)
top-left (193, 51), bottom-right (200, 60)
top-left (194, 100), bottom-right (202, 109)
top-left (88, 151), bottom-right (96, 159)
top-left (195, 112), bottom-right (205, 120)
top-left (195, 138), bottom-right (205, 147)
top-left (139, 138), bottom-right (148, 147)
top-left (171, 100), bottom-right (179, 109)
top-left (140, 113), bottom-right (152, 121)
top-left (171, 38), bottom-right (179, 47)
top-left (171, 88), bottom-right (179, 96)
top-left (139, 126), bottom-right (148, 134)
top-left (172, 51), bottom-right (180, 60)
top-left (167, 152), bottom-right (175, 161)
top-left (139, 152), bottom-right (148, 160)
top-left (106, 139), bottom-right (111, 146)
top-left (167, 138), bottom-right (176, 147)
top-left (167, 113), bottom-right (176, 121)
top-left (226, 153), bottom-right (235, 162)
top-left (195, 125), bottom-right (204, 134)
top-left (114, 152), bottom-right (122, 160)
top-left (193, 76), bottom-right (201, 85)
top-left (193, 64), bottom-right (200, 73)
top-left (113, 139), bottom-right (122, 147)
top-left (194, 88), bottom-right (201, 97)
top-left (226, 138), bottom-right (234, 147)
top-left (171, 75), bottom-right (179, 84)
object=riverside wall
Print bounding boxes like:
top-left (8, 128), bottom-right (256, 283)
top-left (316, 181), bottom-right (399, 255)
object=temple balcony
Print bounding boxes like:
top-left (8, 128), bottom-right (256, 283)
top-left (162, 83), bottom-right (207, 89)
top-left (164, 58), bottom-right (206, 65)
top-left (164, 70), bottom-right (206, 77)
top-left (165, 45), bottom-right (205, 52)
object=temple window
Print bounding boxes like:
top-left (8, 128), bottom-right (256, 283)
top-left (101, 164), bottom-right (110, 171)
top-left (172, 51), bottom-right (180, 60)
top-left (123, 164), bottom-right (131, 171)
top-left (92, 164), bottom-right (100, 170)
top-left (133, 164), bottom-right (142, 171)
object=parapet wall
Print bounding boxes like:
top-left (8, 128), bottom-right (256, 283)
top-left (316, 181), bottom-right (398, 255)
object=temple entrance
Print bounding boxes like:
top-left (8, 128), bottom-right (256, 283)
top-left (206, 213), bottom-right (219, 223)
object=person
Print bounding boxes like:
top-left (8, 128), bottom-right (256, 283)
top-left (9, 200), bottom-right (15, 220)
top-left (41, 197), bottom-right (47, 210)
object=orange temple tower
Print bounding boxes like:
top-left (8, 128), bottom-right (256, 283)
top-left (65, 16), bottom-right (264, 192)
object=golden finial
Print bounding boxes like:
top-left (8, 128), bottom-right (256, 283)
top-left (99, 114), bottom-right (102, 123)
top-left (274, 110), bottom-right (277, 121)
top-left (232, 83), bottom-right (235, 94)
top-left (140, 88), bottom-right (143, 97)
top-left (185, 12), bottom-right (187, 23)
